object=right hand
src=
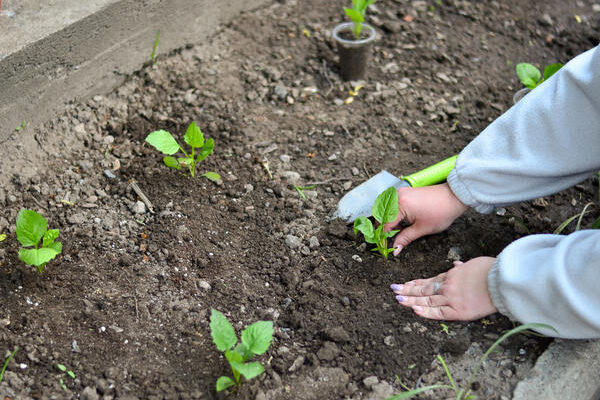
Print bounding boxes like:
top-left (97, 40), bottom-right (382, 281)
top-left (384, 183), bottom-right (468, 255)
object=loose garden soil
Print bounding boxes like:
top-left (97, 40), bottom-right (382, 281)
top-left (1, 0), bottom-right (599, 399)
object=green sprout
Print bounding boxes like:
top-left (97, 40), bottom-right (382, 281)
top-left (440, 323), bottom-right (450, 335)
top-left (353, 186), bottom-right (399, 258)
top-left (145, 121), bottom-right (220, 181)
top-left (15, 121), bottom-right (27, 132)
top-left (0, 347), bottom-right (19, 384)
top-left (389, 323), bottom-right (555, 399)
top-left (16, 209), bottom-right (62, 273)
top-left (151, 30), bottom-right (160, 65)
top-left (209, 309), bottom-right (274, 392)
top-left (516, 62), bottom-right (563, 90)
top-left (344, 0), bottom-right (376, 39)
top-left (294, 185), bottom-right (316, 199)
top-left (0, 234), bottom-right (6, 242)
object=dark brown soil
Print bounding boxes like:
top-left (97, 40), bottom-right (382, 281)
top-left (1, 0), bottom-right (599, 399)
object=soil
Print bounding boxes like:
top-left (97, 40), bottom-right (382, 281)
top-left (1, 0), bottom-right (599, 399)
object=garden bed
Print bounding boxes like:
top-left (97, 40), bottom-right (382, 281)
top-left (1, 0), bottom-right (599, 399)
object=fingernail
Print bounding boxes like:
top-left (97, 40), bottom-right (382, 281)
top-left (395, 295), bottom-right (406, 302)
top-left (390, 284), bottom-right (403, 292)
top-left (412, 306), bottom-right (423, 313)
top-left (393, 245), bottom-right (403, 256)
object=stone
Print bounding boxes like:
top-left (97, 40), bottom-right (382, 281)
top-left (81, 387), bottom-right (100, 400)
top-left (316, 341), bottom-right (339, 361)
top-left (131, 201), bottom-right (146, 214)
top-left (285, 235), bottom-right (301, 249)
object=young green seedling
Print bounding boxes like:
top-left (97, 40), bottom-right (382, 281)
top-left (16, 209), bottom-right (62, 273)
top-left (209, 309), bottom-right (273, 392)
top-left (151, 30), bottom-right (160, 65)
top-left (57, 363), bottom-right (75, 390)
top-left (0, 347), bottom-right (19, 384)
top-left (145, 121), bottom-right (220, 181)
top-left (353, 186), bottom-right (399, 258)
top-left (15, 121), bottom-right (26, 132)
top-left (0, 233), bottom-right (6, 242)
top-left (294, 185), bottom-right (316, 199)
top-left (344, 0), bottom-right (376, 39)
top-left (516, 62), bottom-right (563, 90)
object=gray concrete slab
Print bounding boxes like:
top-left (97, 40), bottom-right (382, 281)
top-left (513, 339), bottom-right (600, 400)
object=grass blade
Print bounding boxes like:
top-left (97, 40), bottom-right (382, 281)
top-left (0, 347), bottom-right (19, 383)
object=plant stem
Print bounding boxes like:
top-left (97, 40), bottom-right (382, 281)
top-left (0, 347), bottom-right (19, 383)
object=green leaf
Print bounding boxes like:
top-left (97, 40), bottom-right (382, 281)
top-left (196, 138), bottom-right (215, 163)
top-left (18, 248), bottom-right (60, 268)
top-left (184, 122), bottom-right (205, 148)
top-left (353, 217), bottom-right (375, 241)
top-left (210, 309), bottom-right (237, 352)
top-left (202, 172), bottom-right (221, 182)
top-left (42, 229), bottom-right (59, 247)
top-left (344, 8), bottom-right (364, 23)
top-left (16, 209), bottom-right (47, 247)
top-left (57, 364), bottom-right (67, 372)
top-left (543, 63), bottom-right (563, 80)
top-left (230, 361), bottom-right (264, 381)
top-left (177, 157), bottom-right (193, 167)
top-left (47, 241), bottom-right (62, 255)
top-left (225, 348), bottom-right (244, 364)
top-left (516, 63), bottom-right (541, 89)
top-left (372, 187), bottom-right (399, 224)
top-left (242, 321), bottom-right (273, 355)
top-left (67, 370), bottom-right (75, 379)
top-left (145, 130), bottom-right (180, 155)
top-left (216, 376), bottom-right (235, 391)
top-left (0, 234), bottom-right (6, 242)
top-left (385, 229), bottom-right (400, 238)
top-left (163, 156), bottom-right (181, 169)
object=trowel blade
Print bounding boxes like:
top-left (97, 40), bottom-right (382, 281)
top-left (332, 170), bottom-right (410, 223)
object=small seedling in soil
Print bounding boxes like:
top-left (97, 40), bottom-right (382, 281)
top-left (151, 30), bottom-right (160, 65)
top-left (344, 0), bottom-right (376, 39)
top-left (145, 121), bottom-right (220, 181)
top-left (16, 209), bottom-right (62, 273)
top-left (440, 323), bottom-right (450, 335)
top-left (389, 323), bottom-right (555, 399)
top-left (15, 121), bottom-right (26, 132)
top-left (0, 233), bottom-right (6, 242)
top-left (516, 62), bottom-right (562, 90)
top-left (353, 186), bottom-right (399, 258)
top-left (57, 363), bottom-right (75, 390)
top-left (0, 347), bottom-right (19, 384)
top-left (209, 309), bottom-right (273, 392)
top-left (294, 185), bottom-right (316, 199)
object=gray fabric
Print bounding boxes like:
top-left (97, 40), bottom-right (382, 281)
top-left (448, 45), bottom-right (600, 338)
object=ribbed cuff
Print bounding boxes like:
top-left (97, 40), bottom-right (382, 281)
top-left (447, 165), bottom-right (495, 214)
top-left (487, 254), bottom-right (516, 320)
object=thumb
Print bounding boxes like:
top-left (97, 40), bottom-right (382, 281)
top-left (392, 224), bottom-right (428, 255)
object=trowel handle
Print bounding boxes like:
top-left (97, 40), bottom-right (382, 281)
top-left (402, 155), bottom-right (457, 187)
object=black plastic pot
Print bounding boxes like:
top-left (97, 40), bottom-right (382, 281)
top-left (332, 22), bottom-right (377, 81)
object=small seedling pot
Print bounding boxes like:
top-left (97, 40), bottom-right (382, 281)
top-left (332, 22), bottom-right (377, 81)
top-left (512, 87), bottom-right (530, 104)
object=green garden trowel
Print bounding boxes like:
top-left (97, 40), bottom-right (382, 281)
top-left (333, 155), bottom-right (457, 222)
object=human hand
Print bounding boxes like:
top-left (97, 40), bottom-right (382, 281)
top-left (384, 183), bottom-right (468, 256)
top-left (390, 257), bottom-right (497, 321)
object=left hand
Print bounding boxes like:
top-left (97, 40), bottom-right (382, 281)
top-left (390, 257), bottom-right (498, 321)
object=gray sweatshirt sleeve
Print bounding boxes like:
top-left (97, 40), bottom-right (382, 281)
top-left (446, 45), bottom-right (600, 338)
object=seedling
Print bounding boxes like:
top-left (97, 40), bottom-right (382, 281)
top-left (57, 363), bottom-right (75, 390)
top-left (0, 234), bottom-right (6, 242)
top-left (389, 323), bottom-right (555, 399)
top-left (440, 323), bottom-right (450, 335)
top-left (554, 201), bottom-right (600, 234)
top-left (0, 347), bottom-right (19, 384)
top-left (151, 30), bottom-right (160, 65)
top-left (516, 62), bottom-right (562, 90)
top-left (145, 121), bottom-right (220, 181)
top-left (16, 209), bottom-right (62, 273)
top-left (353, 186), bottom-right (399, 258)
top-left (344, 0), bottom-right (376, 39)
top-left (209, 309), bottom-right (273, 392)
top-left (15, 121), bottom-right (26, 132)
top-left (294, 185), bottom-right (316, 199)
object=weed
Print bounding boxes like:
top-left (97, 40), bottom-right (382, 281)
top-left (209, 309), bottom-right (273, 392)
top-left (0, 347), bottom-right (19, 384)
top-left (516, 62), bottom-right (562, 90)
top-left (145, 121), bottom-right (220, 181)
top-left (294, 185), bottom-right (316, 199)
top-left (387, 323), bottom-right (555, 399)
top-left (354, 186), bottom-right (399, 258)
top-left (16, 209), bottom-right (62, 273)
top-left (15, 121), bottom-right (26, 132)
top-left (151, 31), bottom-right (160, 65)
top-left (344, 0), bottom-right (376, 39)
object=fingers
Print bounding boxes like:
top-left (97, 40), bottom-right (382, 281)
top-left (412, 305), bottom-right (460, 320)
